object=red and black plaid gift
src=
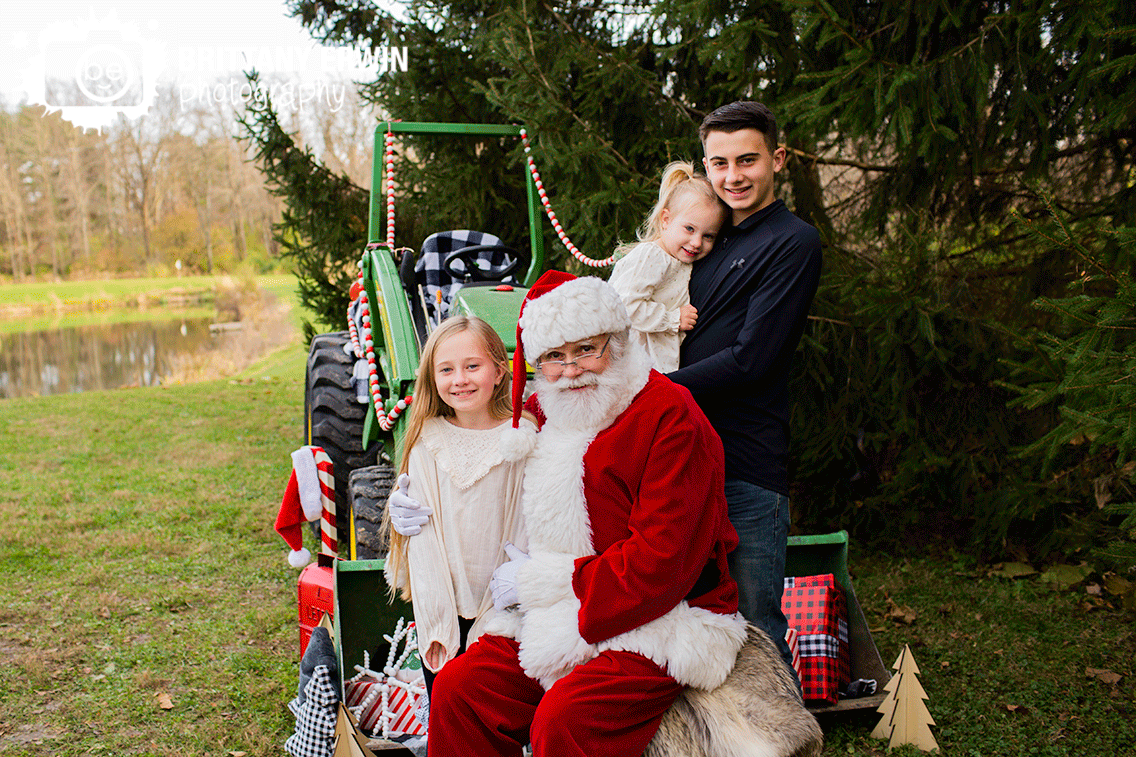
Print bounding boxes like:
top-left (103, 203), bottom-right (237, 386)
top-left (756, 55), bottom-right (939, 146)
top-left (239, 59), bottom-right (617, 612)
top-left (782, 574), bottom-right (851, 704)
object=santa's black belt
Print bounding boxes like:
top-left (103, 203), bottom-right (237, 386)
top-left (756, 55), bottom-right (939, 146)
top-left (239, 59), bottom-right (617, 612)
top-left (685, 560), bottom-right (720, 601)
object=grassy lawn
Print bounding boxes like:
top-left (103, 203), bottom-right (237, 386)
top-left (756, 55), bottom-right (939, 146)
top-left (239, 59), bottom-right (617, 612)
top-left (0, 340), bottom-right (1133, 755)
top-left (0, 275), bottom-right (297, 310)
top-left (0, 367), bottom-right (307, 756)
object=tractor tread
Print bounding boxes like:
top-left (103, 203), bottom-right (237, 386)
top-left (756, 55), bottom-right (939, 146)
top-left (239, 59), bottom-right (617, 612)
top-left (349, 464), bottom-right (397, 561)
top-left (305, 332), bottom-right (380, 531)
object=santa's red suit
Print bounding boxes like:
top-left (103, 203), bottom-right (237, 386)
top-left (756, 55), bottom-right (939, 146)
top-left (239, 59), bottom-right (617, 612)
top-left (429, 274), bottom-right (745, 757)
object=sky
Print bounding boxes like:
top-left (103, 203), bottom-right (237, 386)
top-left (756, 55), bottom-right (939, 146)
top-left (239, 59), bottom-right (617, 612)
top-left (2, 0), bottom-right (399, 131)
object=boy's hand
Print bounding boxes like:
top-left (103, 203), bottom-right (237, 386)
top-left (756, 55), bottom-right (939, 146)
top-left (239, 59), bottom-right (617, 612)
top-left (680, 304), bottom-right (698, 331)
top-left (389, 473), bottom-right (433, 536)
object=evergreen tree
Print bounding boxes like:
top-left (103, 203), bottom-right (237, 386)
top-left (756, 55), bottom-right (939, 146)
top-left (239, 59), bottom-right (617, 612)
top-left (1002, 205), bottom-right (1136, 568)
top-left (238, 0), bottom-right (1136, 561)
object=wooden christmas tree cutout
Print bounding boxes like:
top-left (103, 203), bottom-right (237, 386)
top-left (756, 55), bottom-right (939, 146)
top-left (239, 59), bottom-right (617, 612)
top-left (332, 702), bottom-right (379, 757)
top-left (871, 645), bottom-right (939, 752)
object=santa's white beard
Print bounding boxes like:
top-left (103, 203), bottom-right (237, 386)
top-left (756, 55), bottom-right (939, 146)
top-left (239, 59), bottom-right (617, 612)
top-left (534, 357), bottom-right (634, 433)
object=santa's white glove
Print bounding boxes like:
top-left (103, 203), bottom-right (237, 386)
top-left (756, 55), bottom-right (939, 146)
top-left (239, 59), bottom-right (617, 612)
top-left (389, 474), bottom-right (433, 536)
top-left (490, 542), bottom-right (531, 612)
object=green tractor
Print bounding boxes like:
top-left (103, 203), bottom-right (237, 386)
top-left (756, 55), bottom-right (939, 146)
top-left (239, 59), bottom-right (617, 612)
top-left (299, 122), bottom-right (892, 723)
top-left (303, 121), bottom-right (548, 561)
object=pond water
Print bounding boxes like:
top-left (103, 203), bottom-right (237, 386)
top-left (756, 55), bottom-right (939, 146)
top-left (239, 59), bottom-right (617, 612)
top-left (0, 316), bottom-right (229, 399)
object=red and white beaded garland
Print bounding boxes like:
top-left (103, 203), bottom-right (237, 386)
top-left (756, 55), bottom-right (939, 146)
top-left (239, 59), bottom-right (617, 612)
top-left (349, 124), bottom-right (610, 431)
top-left (519, 128), bottom-right (614, 268)
top-left (350, 264), bottom-right (413, 430)
top-left (384, 131), bottom-right (396, 249)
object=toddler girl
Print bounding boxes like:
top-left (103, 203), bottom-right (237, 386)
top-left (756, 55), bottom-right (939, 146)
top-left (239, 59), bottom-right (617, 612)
top-left (383, 316), bottom-right (535, 691)
top-left (608, 161), bottom-right (727, 372)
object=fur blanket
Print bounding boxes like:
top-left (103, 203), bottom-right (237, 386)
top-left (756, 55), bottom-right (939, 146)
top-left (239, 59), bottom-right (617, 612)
top-left (644, 624), bottom-right (823, 757)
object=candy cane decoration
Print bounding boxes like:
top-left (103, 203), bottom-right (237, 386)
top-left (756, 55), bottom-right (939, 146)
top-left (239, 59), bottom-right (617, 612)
top-left (520, 128), bottom-right (614, 268)
top-left (313, 447), bottom-right (337, 557)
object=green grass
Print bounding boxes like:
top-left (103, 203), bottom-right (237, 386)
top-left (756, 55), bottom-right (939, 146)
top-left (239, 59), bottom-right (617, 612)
top-left (0, 338), bottom-right (1133, 755)
top-left (820, 552), bottom-right (1135, 755)
top-left (0, 366), bottom-right (308, 756)
top-left (0, 275), bottom-right (297, 310)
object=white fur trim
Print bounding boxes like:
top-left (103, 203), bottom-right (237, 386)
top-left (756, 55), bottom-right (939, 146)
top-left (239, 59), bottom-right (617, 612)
top-left (516, 552), bottom-right (597, 687)
top-left (483, 608), bottom-right (522, 640)
top-left (288, 547), bottom-right (312, 568)
top-left (499, 421), bottom-right (537, 462)
top-left (519, 277), bottom-right (631, 363)
top-left (597, 606), bottom-right (748, 690)
top-left (517, 551), bottom-right (577, 609)
top-left (291, 447), bottom-right (322, 522)
top-left (520, 427), bottom-right (594, 554)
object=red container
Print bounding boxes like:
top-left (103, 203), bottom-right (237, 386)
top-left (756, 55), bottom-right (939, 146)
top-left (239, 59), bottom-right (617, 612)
top-left (782, 573), bottom-right (851, 704)
top-left (298, 553), bottom-right (336, 655)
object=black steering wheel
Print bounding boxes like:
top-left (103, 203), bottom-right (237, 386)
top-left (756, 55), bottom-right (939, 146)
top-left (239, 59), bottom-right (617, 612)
top-left (443, 244), bottom-right (524, 283)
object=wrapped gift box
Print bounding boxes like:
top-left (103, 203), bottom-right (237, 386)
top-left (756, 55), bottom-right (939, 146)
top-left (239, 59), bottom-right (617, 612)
top-left (345, 674), bottom-right (426, 737)
top-left (782, 573), bottom-right (851, 704)
top-left (786, 626), bottom-right (802, 683)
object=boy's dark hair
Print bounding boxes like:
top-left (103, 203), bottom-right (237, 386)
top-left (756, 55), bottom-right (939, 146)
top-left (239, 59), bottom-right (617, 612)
top-left (699, 101), bottom-right (778, 151)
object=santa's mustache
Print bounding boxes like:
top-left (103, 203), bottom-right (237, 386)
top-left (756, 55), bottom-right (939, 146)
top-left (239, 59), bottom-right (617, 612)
top-left (546, 372), bottom-right (601, 390)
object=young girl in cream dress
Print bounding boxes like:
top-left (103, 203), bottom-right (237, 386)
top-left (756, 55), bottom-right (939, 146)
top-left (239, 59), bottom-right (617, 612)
top-left (608, 162), bottom-right (728, 372)
top-left (383, 316), bottom-right (535, 692)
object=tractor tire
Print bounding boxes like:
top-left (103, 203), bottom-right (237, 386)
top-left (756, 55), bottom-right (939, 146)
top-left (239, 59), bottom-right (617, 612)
top-left (348, 464), bottom-right (396, 560)
top-left (305, 331), bottom-right (381, 537)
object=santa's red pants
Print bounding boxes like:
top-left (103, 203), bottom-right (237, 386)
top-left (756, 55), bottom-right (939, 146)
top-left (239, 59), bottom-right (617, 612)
top-left (428, 633), bottom-right (682, 757)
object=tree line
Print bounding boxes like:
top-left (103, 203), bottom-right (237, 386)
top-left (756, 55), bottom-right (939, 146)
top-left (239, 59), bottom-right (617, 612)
top-left (0, 80), bottom-right (379, 282)
top-left (240, 0), bottom-right (1136, 570)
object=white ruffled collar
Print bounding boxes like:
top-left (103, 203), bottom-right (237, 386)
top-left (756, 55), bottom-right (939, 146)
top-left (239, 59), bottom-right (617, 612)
top-left (421, 416), bottom-right (529, 489)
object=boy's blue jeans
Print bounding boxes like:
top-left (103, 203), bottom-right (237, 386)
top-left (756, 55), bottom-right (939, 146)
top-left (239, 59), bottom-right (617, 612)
top-left (723, 479), bottom-right (795, 674)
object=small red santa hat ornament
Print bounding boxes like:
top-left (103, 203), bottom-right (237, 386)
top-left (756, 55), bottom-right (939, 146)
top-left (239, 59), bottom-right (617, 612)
top-left (499, 270), bottom-right (631, 459)
top-left (274, 446), bottom-right (335, 567)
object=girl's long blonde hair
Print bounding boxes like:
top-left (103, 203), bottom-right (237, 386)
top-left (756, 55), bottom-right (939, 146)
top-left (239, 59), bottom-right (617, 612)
top-left (615, 161), bottom-right (725, 257)
top-left (382, 316), bottom-right (513, 599)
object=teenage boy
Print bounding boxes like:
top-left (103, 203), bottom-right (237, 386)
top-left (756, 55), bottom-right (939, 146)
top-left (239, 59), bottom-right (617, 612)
top-left (668, 101), bottom-right (823, 672)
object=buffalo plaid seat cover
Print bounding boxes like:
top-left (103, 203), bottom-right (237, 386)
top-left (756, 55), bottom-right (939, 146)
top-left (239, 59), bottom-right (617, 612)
top-left (414, 230), bottom-right (516, 324)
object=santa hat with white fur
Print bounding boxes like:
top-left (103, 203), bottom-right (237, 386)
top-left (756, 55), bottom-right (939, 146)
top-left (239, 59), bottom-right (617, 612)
top-left (274, 446), bottom-right (335, 567)
top-left (499, 271), bottom-right (631, 457)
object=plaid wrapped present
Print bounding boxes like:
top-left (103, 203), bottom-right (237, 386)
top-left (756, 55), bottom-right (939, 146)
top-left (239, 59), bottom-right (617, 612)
top-left (782, 574), bottom-right (851, 704)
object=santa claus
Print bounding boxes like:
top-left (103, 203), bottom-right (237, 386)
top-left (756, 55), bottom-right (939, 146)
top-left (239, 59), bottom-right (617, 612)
top-left (422, 271), bottom-right (788, 756)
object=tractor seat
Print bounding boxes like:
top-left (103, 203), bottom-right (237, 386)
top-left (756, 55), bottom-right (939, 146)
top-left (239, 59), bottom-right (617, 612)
top-left (413, 230), bottom-right (521, 326)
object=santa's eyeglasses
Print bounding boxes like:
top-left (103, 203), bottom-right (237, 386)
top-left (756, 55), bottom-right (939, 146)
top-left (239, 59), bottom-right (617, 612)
top-left (535, 337), bottom-right (611, 378)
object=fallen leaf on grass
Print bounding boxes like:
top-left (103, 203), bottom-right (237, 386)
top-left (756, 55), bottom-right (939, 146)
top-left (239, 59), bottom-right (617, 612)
top-left (1005, 703), bottom-right (1030, 714)
top-left (1085, 668), bottom-right (1122, 685)
top-left (1039, 563), bottom-right (1092, 589)
top-left (885, 599), bottom-right (918, 625)
top-left (990, 562), bottom-right (1037, 579)
top-left (1103, 574), bottom-right (1132, 597)
top-left (229, 752), bottom-right (248, 757)
top-left (156, 692), bottom-right (174, 710)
